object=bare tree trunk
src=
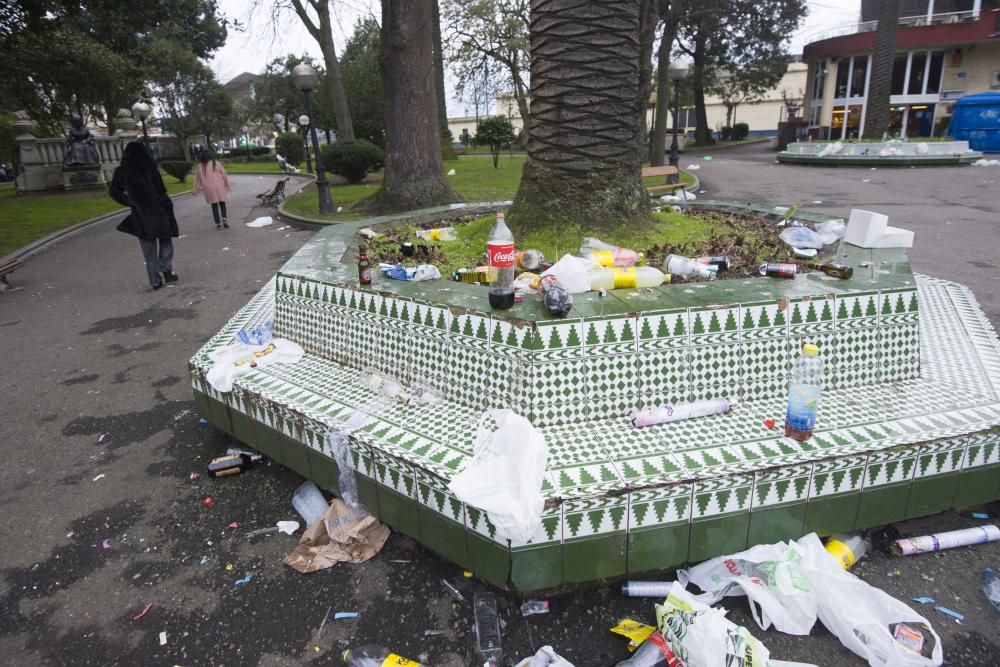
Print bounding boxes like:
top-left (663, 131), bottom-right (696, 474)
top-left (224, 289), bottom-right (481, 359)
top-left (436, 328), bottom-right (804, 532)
top-left (364, 0), bottom-right (462, 212)
top-left (636, 0), bottom-right (657, 160)
top-left (512, 73), bottom-right (531, 148)
top-left (431, 0), bottom-right (449, 132)
top-left (862, 0), bottom-right (899, 139)
top-left (290, 0), bottom-right (356, 141)
top-left (508, 0), bottom-right (648, 234)
top-left (692, 39), bottom-right (712, 145)
top-left (650, 9), bottom-right (678, 166)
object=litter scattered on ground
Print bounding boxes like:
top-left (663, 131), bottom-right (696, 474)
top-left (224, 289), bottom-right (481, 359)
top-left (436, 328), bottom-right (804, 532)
top-left (198, 417), bottom-right (209, 424)
top-left (222, 247), bottom-right (230, 251)
top-left (202, 497), bottom-right (214, 507)
top-left (515, 645), bottom-right (573, 667)
top-left (631, 398), bottom-right (732, 428)
top-left (702, 155), bottom-right (713, 160)
top-left (824, 532), bottom-right (870, 569)
top-left (424, 629), bottom-right (446, 637)
top-left (463, 570), bottom-right (474, 578)
top-left (132, 603), bottom-right (153, 621)
top-left (292, 481), bottom-right (328, 527)
top-left (812, 200), bottom-right (823, 204)
top-left (333, 612), bottom-right (359, 620)
top-left (684, 164), bottom-right (700, 170)
top-left (189, 472), bottom-right (200, 480)
top-left (610, 618), bottom-right (656, 652)
top-left (92, 474), bottom-right (105, 482)
top-left (277, 520), bottom-right (300, 535)
top-left (446, 168), bottom-right (456, 176)
top-left (225, 563), bottom-right (233, 571)
top-left (205, 339), bottom-right (304, 393)
top-left (764, 418), bottom-right (776, 429)
top-left (97, 433), bottom-right (107, 443)
top-left (520, 600), bottom-right (550, 616)
top-left (441, 578), bottom-right (466, 603)
top-left (912, 597), bottom-right (936, 604)
top-left (972, 158), bottom-right (1000, 167)
top-left (246, 216), bottom-right (274, 227)
top-left (316, 604), bottom-right (333, 639)
top-left (283, 499), bottom-right (390, 573)
top-left (227, 522), bottom-right (239, 529)
top-left (972, 512), bottom-right (990, 519)
top-left (388, 559), bottom-right (413, 564)
top-left (862, 178), bottom-right (871, 182)
top-left (159, 631), bottom-right (167, 646)
top-left (935, 606), bottom-right (964, 622)
top-left (199, 557), bottom-right (208, 565)
top-left (234, 573), bottom-right (253, 586)
top-left (892, 524), bottom-right (1000, 555)
top-left (245, 526), bottom-right (279, 538)
top-left (101, 539), bottom-right (111, 550)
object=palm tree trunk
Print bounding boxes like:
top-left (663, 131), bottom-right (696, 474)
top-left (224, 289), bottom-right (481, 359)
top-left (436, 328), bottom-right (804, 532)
top-left (508, 0), bottom-right (648, 234)
top-left (363, 0), bottom-right (462, 212)
top-left (862, 0), bottom-right (899, 139)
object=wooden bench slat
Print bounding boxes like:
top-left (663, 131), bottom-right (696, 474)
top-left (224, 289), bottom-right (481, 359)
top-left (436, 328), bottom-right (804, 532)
top-left (641, 166), bottom-right (678, 178)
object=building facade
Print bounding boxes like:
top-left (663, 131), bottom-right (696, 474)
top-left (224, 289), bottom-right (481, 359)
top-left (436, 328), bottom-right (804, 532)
top-left (804, 0), bottom-right (1000, 139)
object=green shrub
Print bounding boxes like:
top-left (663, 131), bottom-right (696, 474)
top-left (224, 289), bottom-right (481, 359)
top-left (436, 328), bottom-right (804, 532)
top-left (275, 132), bottom-right (304, 166)
top-left (250, 145), bottom-right (271, 156)
top-left (720, 126), bottom-right (733, 141)
top-left (474, 116), bottom-right (516, 168)
top-left (159, 160), bottom-right (194, 183)
top-left (732, 123), bottom-right (750, 140)
top-left (320, 139), bottom-right (384, 184)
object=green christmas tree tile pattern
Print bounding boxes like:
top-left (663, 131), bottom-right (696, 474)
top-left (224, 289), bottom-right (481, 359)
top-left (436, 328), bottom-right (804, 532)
top-left (751, 464), bottom-right (813, 508)
top-left (628, 484), bottom-right (694, 528)
top-left (693, 475), bottom-right (754, 519)
top-left (810, 455), bottom-right (868, 498)
top-left (563, 495), bottom-right (629, 539)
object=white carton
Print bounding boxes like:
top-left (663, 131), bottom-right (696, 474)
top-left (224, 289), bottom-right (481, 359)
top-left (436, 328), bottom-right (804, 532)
top-left (844, 209), bottom-right (888, 247)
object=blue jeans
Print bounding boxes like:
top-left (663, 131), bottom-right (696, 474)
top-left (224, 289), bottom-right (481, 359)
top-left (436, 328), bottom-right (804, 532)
top-left (139, 238), bottom-right (174, 287)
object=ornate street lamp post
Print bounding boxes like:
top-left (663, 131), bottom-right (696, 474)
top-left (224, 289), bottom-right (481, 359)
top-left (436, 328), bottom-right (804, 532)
top-left (291, 63), bottom-right (334, 214)
top-left (299, 114), bottom-right (314, 175)
top-left (131, 101), bottom-right (151, 147)
top-left (666, 61), bottom-right (690, 184)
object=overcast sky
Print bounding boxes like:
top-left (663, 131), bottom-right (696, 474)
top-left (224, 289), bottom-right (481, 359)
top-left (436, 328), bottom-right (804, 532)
top-left (209, 0), bottom-right (862, 117)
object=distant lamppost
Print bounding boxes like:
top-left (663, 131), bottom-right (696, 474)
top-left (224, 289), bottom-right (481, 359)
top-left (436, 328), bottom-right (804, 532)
top-left (291, 63), bottom-right (333, 214)
top-left (299, 113), bottom-right (314, 175)
top-left (131, 101), bottom-right (151, 146)
top-left (666, 61), bottom-right (690, 184)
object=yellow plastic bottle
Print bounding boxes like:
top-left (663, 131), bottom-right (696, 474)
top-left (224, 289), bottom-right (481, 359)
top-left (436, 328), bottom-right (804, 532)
top-left (589, 266), bottom-right (667, 291)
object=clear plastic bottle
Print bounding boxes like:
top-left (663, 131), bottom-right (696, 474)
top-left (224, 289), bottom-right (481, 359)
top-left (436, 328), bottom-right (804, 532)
top-left (342, 645), bottom-right (422, 666)
top-left (785, 343), bottom-right (822, 441)
top-left (474, 593), bottom-right (503, 666)
top-left (982, 568), bottom-right (1000, 615)
top-left (589, 266), bottom-right (667, 291)
top-left (516, 249), bottom-right (546, 271)
top-left (579, 237), bottom-right (641, 267)
top-left (520, 599), bottom-right (550, 616)
top-left (415, 226), bottom-right (457, 241)
top-left (487, 212), bottom-right (516, 310)
top-left (824, 532), bottom-right (870, 569)
top-left (614, 631), bottom-right (678, 666)
top-left (664, 253), bottom-right (716, 279)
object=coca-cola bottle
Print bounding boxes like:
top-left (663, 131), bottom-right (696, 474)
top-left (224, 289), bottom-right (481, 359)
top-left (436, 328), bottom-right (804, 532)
top-left (487, 212), bottom-right (515, 310)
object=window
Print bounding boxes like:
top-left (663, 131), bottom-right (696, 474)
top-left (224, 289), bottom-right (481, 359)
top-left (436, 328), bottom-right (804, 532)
top-left (812, 62), bottom-right (826, 100)
top-left (908, 52), bottom-right (927, 95)
top-left (926, 51), bottom-right (944, 94)
top-left (835, 58), bottom-right (850, 98)
top-left (891, 54), bottom-right (908, 95)
top-left (850, 56), bottom-right (869, 97)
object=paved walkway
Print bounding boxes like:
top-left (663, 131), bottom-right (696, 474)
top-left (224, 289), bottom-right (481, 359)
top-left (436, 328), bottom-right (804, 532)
top-left (0, 167), bottom-right (998, 665)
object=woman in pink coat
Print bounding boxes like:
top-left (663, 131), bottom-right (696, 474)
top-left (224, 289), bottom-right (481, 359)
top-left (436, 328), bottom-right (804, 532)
top-left (192, 151), bottom-right (232, 229)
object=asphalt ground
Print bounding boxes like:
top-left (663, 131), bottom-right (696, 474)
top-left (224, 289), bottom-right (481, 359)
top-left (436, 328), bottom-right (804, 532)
top-left (1, 155), bottom-right (999, 666)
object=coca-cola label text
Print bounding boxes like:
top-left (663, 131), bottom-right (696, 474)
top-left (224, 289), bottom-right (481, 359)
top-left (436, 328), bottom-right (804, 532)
top-left (487, 242), bottom-right (516, 268)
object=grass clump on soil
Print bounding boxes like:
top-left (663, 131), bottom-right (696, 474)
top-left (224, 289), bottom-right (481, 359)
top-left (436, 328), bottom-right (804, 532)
top-left (368, 208), bottom-right (785, 278)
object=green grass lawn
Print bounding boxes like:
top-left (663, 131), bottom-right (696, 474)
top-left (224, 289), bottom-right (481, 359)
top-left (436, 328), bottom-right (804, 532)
top-left (283, 155), bottom-right (696, 223)
top-left (0, 176), bottom-right (191, 257)
top-left (221, 161), bottom-right (284, 173)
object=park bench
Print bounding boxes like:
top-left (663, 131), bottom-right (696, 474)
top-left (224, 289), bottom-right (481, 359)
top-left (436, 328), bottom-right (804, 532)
top-left (642, 165), bottom-right (688, 196)
top-left (0, 256), bottom-right (25, 291)
top-left (256, 177), bottom-right (290, 207)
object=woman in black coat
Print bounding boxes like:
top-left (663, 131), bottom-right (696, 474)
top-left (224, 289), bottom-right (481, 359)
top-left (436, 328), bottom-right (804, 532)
top-left (109, 141), bottom-right (180, 290)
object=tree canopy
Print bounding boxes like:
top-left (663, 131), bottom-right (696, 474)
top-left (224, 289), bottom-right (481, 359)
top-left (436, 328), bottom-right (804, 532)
top-left (340, 17), bottom-right (385, 146)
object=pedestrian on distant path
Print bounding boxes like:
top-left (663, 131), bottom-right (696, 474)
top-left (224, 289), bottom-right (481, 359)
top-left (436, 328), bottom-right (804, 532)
top-left (109, 141), bottom-right (179, 291)
top-left (192, 151), bottom-right (232, 230)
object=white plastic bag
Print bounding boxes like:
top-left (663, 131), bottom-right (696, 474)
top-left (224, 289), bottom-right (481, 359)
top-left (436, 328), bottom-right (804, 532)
top-left (655, 582), bottom-right (775, 667)
top-left (815, 219), bottom-right (847, 245)
top-left (679, 533), bottom-right (943, 667)
top-left (779, 226), bottom-right (825, 250)
top-left (447, 410), bottom-right (547, 544)
top-left (541, 254), bottom-right (593, 294)
top-left (515, 646), bottom-right (574, 667)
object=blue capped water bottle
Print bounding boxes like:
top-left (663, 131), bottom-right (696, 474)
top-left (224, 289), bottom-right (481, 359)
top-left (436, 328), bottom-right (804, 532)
top-left (785, 343), bottom-right (822, 441)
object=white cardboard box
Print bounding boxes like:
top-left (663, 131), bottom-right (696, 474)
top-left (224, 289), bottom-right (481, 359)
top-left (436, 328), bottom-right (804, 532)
top-left (845, 209), bottom-right (888, 247)
top-left (870, 226), bottom-right (914, 248)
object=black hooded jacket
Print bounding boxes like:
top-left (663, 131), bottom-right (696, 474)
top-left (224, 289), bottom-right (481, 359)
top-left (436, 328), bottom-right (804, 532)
top-left (109, 142), bottom-right (179, 240)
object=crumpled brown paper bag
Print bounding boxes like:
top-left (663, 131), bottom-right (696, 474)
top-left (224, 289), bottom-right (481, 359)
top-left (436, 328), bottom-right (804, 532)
top-left (283, 499), bottom-right (390, 573)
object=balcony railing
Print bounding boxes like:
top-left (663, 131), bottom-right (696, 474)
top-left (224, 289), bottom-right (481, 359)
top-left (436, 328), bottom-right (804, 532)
top-left (808, 9), bottom-right (982, 44)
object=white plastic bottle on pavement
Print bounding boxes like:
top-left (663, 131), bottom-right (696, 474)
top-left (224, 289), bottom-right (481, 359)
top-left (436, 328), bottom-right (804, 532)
top-left (589, 266), bottom-right (667, 291)
top-left (785, 343), bottom-right (822, 441)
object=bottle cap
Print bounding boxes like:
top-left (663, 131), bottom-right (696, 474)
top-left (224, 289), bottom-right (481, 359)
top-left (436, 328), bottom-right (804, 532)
top-left (803, 343), bottom-right (820, 357)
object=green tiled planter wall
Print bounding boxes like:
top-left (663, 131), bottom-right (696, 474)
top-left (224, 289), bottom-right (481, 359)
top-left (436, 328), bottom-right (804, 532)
top-left (188, 203), bottom-right (1000, 591)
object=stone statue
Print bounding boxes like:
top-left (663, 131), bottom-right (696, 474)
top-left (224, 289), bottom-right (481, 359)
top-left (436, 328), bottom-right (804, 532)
top-left (62, 117), bottom-right (100, 167)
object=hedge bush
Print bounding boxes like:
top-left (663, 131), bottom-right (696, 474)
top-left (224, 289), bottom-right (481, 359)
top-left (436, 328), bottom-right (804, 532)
top-left (732, 123), bottom-right (750, 140)
top-left (275, 132), bottom-right (305, 166)
top-left (159, 160), bottom-right (194, 183)
top-left (250, 145), bottom-right (271, 156)
top-left (720, 126), bottom-right (733, 141)
top-left (320, 139), bottom-right (384, 184)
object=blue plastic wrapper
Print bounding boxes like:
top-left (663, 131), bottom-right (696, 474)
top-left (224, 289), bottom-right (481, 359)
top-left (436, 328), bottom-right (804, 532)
top-left (379, 262), bottom-right (441, 282)
top-left (238, 320), bottom-right (274, 345)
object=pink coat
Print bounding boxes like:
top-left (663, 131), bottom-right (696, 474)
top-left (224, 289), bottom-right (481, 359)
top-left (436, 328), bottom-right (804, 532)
top-left (192, 161), bottom-right (231, 204)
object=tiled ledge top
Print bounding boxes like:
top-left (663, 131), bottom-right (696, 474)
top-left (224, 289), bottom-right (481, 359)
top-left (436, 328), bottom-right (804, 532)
top-left (278, 201), bottom-right (916, 323)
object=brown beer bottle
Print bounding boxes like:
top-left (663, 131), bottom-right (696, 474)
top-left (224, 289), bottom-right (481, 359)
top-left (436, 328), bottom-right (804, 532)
top-left (358, 245), bottom-right (372, 286)
top-left (813, 263), bottom-right (854, 280)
